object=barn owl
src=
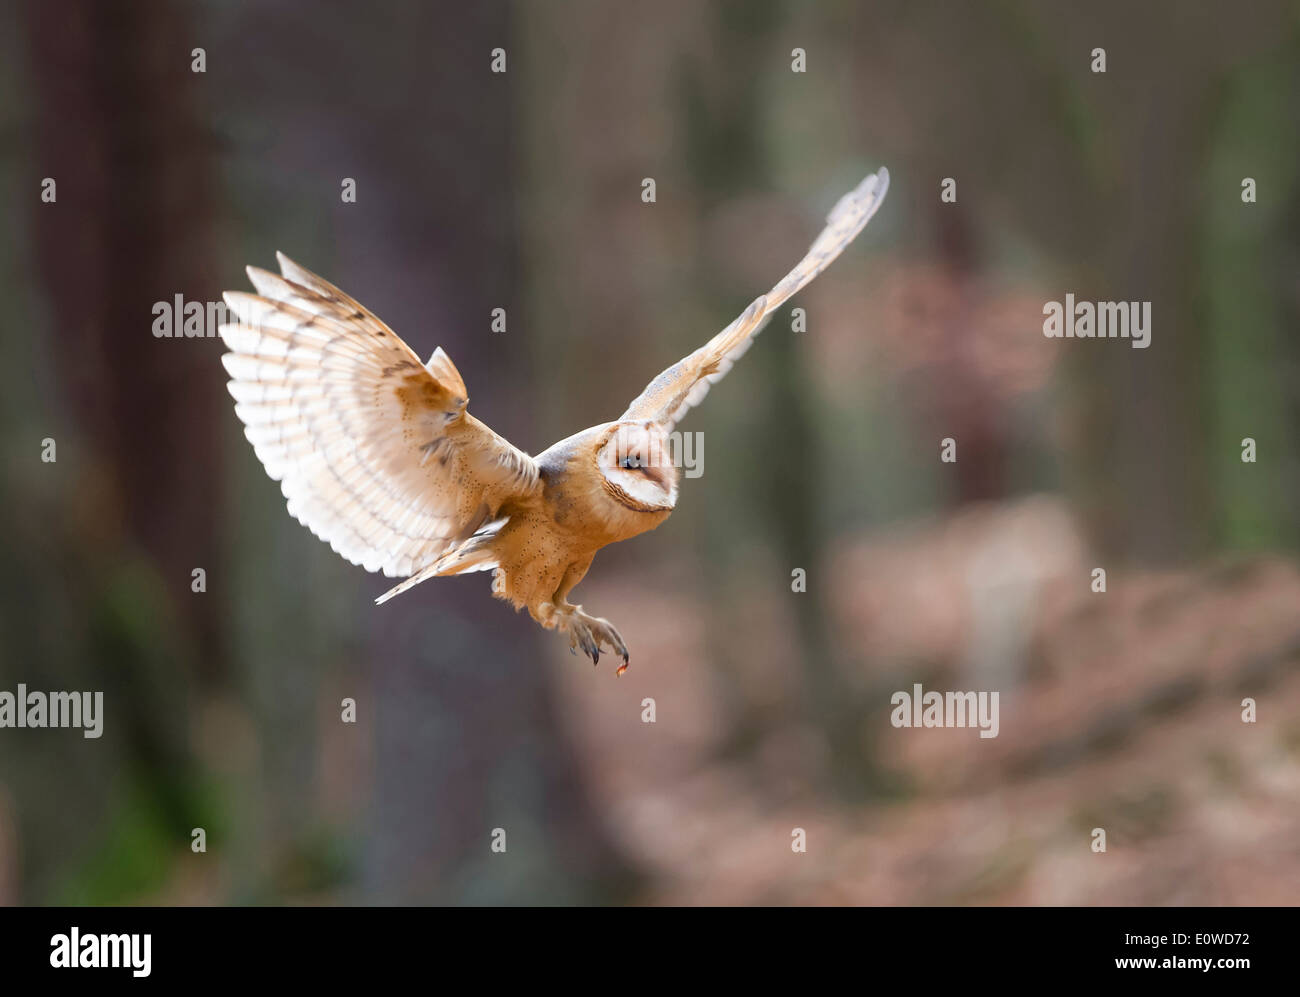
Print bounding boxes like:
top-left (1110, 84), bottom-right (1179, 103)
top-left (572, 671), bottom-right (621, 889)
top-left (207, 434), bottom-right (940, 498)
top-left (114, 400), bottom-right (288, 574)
top-left (220, 167), bottom-right (888, 673)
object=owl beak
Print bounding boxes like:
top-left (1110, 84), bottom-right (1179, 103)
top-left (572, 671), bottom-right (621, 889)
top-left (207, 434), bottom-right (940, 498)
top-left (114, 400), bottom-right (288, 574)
top-left (641, 462), bottom-right (670, 490)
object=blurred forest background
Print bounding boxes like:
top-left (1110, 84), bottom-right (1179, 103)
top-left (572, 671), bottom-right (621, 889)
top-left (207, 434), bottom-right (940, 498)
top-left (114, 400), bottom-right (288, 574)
top-left (1, 0), bottom-right (1298, 905)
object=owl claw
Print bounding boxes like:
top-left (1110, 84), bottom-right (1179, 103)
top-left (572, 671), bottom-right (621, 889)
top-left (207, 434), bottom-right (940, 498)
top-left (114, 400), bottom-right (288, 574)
top-left (563, 608), bottom-right (628, 672)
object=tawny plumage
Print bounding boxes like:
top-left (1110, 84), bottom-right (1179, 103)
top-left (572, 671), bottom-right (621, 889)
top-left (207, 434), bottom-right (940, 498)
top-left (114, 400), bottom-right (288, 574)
top-left (220, 168), bottom-right (889, 672)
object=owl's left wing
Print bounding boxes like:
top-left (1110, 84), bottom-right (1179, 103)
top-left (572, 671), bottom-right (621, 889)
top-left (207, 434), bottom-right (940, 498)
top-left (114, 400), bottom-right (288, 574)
top-left (621, 167), bottom-right (889, 431)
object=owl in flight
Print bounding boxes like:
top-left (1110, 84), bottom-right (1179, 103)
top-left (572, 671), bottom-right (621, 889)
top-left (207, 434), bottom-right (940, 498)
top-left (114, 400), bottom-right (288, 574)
top-left (220, 168), bottom-right (889, 673)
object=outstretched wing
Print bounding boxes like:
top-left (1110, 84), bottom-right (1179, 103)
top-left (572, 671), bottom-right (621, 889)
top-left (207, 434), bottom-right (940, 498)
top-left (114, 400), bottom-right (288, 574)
top-left (621, 167), bottom-right (889, 431)
top-left (219, 252), bottom-right (539, 580)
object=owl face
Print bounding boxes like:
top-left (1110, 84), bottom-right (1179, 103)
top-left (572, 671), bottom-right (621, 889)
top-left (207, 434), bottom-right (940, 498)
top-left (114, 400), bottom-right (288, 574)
top-left (596, 420), bottom-right (680, 513)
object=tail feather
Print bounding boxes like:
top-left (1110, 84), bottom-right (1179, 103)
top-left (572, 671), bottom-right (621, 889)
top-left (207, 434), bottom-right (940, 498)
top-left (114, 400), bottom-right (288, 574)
top-left (374, 535), bottom-right (499, 604)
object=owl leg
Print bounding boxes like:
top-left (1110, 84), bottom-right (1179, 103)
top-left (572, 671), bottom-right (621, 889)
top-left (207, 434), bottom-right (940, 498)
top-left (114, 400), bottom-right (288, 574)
top-left (527, 559), bottom-right (629, 673)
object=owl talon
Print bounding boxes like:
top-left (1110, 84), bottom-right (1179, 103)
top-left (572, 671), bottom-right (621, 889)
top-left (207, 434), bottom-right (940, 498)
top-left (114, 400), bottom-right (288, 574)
top-left (562, 608), bottom-right (628, 673)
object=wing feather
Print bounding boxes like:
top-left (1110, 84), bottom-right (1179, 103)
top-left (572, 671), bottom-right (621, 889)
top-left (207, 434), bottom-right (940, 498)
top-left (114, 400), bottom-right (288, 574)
top-left (621, 167), bottom-right (889, 430)
top-left (219, 253), bottom-right (539, 581)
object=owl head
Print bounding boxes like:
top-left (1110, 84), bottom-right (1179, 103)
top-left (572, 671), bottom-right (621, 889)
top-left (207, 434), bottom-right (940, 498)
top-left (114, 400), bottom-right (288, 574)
top-left (595, 420), bottom-right (680, 513)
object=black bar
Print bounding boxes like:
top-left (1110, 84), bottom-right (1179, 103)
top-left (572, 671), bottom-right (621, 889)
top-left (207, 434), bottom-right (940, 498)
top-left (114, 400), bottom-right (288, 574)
top-left (0, 907), bottom-right (1282, 984)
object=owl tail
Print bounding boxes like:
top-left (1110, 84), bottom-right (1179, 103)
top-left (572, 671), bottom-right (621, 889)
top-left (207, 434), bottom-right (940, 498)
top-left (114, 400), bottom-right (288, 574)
top-left (374, 534), bottom-right (499, 605)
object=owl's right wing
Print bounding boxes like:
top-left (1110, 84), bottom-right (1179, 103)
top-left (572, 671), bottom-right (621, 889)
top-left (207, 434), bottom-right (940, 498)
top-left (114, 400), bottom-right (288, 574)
top-left (621, 167), bottom-right (889, 432)
top-left (219, 253), bottom-right (540, 581)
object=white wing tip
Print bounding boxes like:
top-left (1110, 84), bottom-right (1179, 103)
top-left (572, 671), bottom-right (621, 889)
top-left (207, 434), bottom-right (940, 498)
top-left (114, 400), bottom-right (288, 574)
top-left (829, 165), bottom-right (890, 224)
top-left (873, 165), bottom-right (890, 202)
